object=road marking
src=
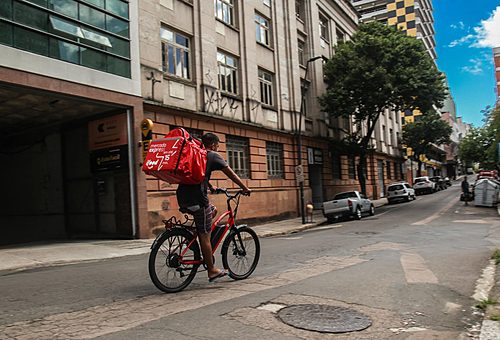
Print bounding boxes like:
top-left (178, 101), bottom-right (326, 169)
top-left (277, 236), bottom-right (302, 240)
top-left (400, 252), bottom-right (439, 284)
top-left (452, 219), bottom-right (489, 224)
top-left (315, 224), bottom-right (343, 230)
top-left (412, 198), bottom-right (457, 225)
top-left (0, 255), bottom-right (367, 339)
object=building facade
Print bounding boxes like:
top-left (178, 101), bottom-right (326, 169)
top-left (0, 0), bottom-right (146, 244)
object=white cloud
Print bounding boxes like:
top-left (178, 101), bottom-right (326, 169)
top-left (448, 34), bottom-right (474, 47)
top-left (471, 6), bottom-right (500, 48)
top-left (462, 58), bottom-right (483, 75)
top-left (450, 21), bottom-right (465, 30)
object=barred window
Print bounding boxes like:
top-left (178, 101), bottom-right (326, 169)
top-left (215, 0), bottom-right (234, 26)
top-left (332, 153), bottom-right (342, 179)
top-left (266, 142), bottom-right (284, 179)
top-left (226, 136), bottom-right (250, 179)
top-left (255, 13), bottom-right (270, 46)
top-left (386, 160), bottom-right (391, 179)
top-left (217, 51), bottom-right (238, 95)
top-left (393, 162), bottom-right (399, 179)
top-left (258, 68), bottom-right (273, 106)
top-left (348, 155), bottom-right (356, 179)
top-left (160, 27), bottom-right (190, 79)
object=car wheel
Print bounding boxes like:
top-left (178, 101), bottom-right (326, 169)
top-left (405, 195), bottom-right (410, 202)
top-left (369, 205), bottom-right (375, 216)
top-left (354, 207), bottom-right (362, 220)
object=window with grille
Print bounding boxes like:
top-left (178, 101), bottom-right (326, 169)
top-left (386, 160), bottom-right (391, 179)
top-left (332, 153), bottom-right (342, 179)
top-left (255, 13), bottom-right (270, 46)
top-left (226, 136), bottom-right (250, 178)
top-left (266, 142), bottom-right (284, 179)
top-left (215, 0), bottom-right (234, 26)
top-left (393, 162), bottom-right (398, 179)
top-left (161, 27), bottom-right (190, 79)
top-left (217, 51), bottom-right (238, 95)
top-left (348, 155), bottom-right (356, 179)
top-left (258, 68), bottom-right (273, 106)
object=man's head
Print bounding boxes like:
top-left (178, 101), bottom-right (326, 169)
top-left (464, 176), bottom-right (467, 181)
top-left (202, 133), bottom-right (220, 151)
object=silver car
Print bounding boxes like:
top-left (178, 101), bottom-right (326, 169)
top-left (387, 182), bottom-right (416, 203)
top-left (413, 176), bottom-right (436, 194)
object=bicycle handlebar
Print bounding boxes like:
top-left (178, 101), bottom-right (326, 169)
top-left (213, 188), bottom-right (250, 198)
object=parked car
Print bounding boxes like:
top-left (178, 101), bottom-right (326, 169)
top-left (444, 177), bottom-right (452, 187)
top-left (322, 191), bottom-right (374, 222)
top-left (429, 176), bottom-right (447, 190)
top-left (413, 176), bottom-right (436, 194)
top-left (387, 182), bottom-right (416, 203)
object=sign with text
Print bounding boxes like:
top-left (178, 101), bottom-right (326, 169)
top-left (295, 165), bottom-right (305, 183)
top-left (88, 113), bottom-right (128, 151)
top-left (307, 148), bottom-right (323, 165)
top-left (90, 146), bottom-right (128, 172)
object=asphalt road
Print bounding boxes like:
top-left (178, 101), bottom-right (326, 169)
top-left (1, 182), bottom-right (499, 339)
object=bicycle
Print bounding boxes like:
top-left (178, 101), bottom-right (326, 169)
top-left (148, 189), bottom-right (260, 293)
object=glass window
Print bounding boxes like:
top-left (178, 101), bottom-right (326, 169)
top-left (49, 38), bottom-right (79, 63)
top-left (295, 0), bottom-right (304, 20)
top-left (298, 39), bottom-right (305, 66)
top-left (0, 1), bottom-right (12, 19)
top-left (332, 153), bottom-right (341, 179)
top-left (79, 3), bottom-right (105, 29)
top-left (215, 0), bottom-right (234, 26)
top-left (348, 155), bottom-right (355, 179)
top-left (106, 0), bottom-right (128, 19)
top-left (49, 0), bottom-right (77, 19)
top-left (319, 13), bottom-right (329, 41)
top-left (14, 2), bottom-right (48, 31)
top-left (50, 15), bottom-right (83, 39)
top-left (161, 27), bottom-right (190, 79)
top-left (0, 21), bottom-right (13, 46)
top-left (217, 51), bottom-right (238, 95)
top-left (255, 13), bottom-right (270, 46)
top-left (14, 26), bottom-right (49, 55)
top-left (386, 160), bottom-right (391, 179)
top-left (106, 14), bottom-right (128, 37)
top-left (266, 142), bottom-right (284, 179)
top-left (226, 136), bottom-right (250, 179)
top-left (107, 55), bottom-right (130, 77)
top-left (82, 0), bottom-right (104, 8)
top-left (81, 27), bottom-right (112, 47)
top-left (258, 69), bottom-right (273, 106)
top-left (81, 47), bottom-right (106, 71)
top-left (25, 0), bottom-right (47, 6)
top-left (107, 35), bottom-right (129, 57)
top-left (336, 28), bottom-right (344, 45)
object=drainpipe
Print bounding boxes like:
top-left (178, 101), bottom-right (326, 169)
top-left (127, 108), bottom-right (138, 238)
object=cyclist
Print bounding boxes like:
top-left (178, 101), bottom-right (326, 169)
top-left (176, 132), bottom-right (251, 282)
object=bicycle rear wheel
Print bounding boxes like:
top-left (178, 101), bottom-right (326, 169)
top-left (221, 225), bottom-right (260, 280)
top-left (148, 228), bottom-right (201, 293)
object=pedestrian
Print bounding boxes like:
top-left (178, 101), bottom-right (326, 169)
top-left (176, 132), bottom-right (251, 282)
top-left (461, 176), bottom-right (470, 206)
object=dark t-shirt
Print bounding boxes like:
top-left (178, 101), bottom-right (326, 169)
top-left (461, 180), bottom-right (469, 193)
top-left (176, 151), bottom-right (228, 208)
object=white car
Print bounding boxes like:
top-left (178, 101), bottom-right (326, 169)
top-left (387, 182), bottom-right (416, 203)
top-left (413, 176), bottom-right (436, 194)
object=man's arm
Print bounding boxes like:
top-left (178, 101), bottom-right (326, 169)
top-left (222, 166), bottom-right (251, 194)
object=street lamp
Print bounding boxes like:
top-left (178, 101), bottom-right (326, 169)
top-left (296, 55), bottom-right (328, 224)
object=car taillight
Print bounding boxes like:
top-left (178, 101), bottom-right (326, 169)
top-left (348, 200), bottom-right (352, 208)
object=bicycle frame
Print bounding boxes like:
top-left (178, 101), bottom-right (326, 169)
top-left (174, 190), bottom-right (242, 266)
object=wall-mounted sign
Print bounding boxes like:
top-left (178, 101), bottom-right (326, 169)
top-left (90, 146), bottom-right (128, 172)
top-left (141, 118), bottom-right (154, 162)
top-left (307, 148), bottom-right (323, 165)
top-left (88, 113), bottom-right (128, 151)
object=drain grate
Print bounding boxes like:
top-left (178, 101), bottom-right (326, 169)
top-left (277, 304), bottom-right (372, 333)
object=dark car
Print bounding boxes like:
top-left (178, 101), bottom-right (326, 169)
top-left (429, 176), bottom-right (447, 190)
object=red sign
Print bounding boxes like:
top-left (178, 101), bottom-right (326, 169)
top-left (88, 113), bottom-right (128, 151)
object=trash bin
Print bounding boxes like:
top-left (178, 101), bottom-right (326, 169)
top-left (473, 179), bottom-right (500, 207)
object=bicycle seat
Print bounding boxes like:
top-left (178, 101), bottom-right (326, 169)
top-left (179, 205), bottom-right (201, 214)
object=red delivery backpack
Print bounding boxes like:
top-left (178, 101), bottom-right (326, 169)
top-left (142, 128), bottom-right (207, 184)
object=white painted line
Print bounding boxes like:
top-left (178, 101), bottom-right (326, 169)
top-left (400, 252), bottom-right (439, 284)
top-left (277, 236), bottom-right (303, 240)
top-left (412, 198), bottom-right (457, 225)
top-left (452, 220), bottom-right (489, 224)
top-left (315, 225), bottom-right (343, 230)
top-left (257, 303), bottom-right (287, 313)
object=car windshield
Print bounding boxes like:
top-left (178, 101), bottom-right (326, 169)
top-left (388, 184), bottom-right (404, 191)
top-left (334, 192), bottom-right (358, 200)
top-left (414, 178), bottom-right (427, 183)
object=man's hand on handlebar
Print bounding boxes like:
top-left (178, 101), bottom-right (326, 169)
top-left (241, 188), bottom-right (251, 196)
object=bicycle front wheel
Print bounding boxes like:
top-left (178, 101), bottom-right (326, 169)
top-left (221, 225), bottom-right (260, 280)
top-left (148, 228), bottom-right (201, 293)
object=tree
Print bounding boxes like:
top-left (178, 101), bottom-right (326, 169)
top-left (459, 119), bottom-right (497, 170)
top-left (319, 22), bottom-right (447, 195)
top-left (402, 112), bottom-right (452, 176)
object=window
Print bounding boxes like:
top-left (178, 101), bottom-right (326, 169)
top-left (217, 51), bottom-right (238, 95)
top-left (161, 27), bottom-right (190, 79)
top-left (348, 155), bottom-right (356, 179)
top-left (170, 126), bottom-right (203, 140)
top-left (295, 0), bottom-right (304, 20)
top-left (266, 142), bottom-right (284, 179)
top-left (389, 128), bottom-right (393, 145)
top-left (319, 13), bottom-right (329, 42)
top-left (335, 28), bottom-right (344, 44)
top-left (382, 125), bottom-right (386, 142)
top-left (258, 69), bottom-right (273, 106)
top-left (394, 162), bottom-right (399, 179)
top-left (386, 160), bottom-right (391, 179)
top-left (226, 136), bottom-right (250, 179)
top-left (255, 13), bottom-right (270, 46)
top-left (298, 39), bottom-right (305, 66)
top-left (215, 0), bottom-right (234, 26)
top-left (332, 153), bottom-right (342, 179)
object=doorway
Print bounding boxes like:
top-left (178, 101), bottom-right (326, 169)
top-left (309, 165), bottom-right (323, 209)
top-left (378, 160), bottom-right (385, 197)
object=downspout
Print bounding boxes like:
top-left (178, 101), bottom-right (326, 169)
top-left (127, 108), bottom-right (138, 238)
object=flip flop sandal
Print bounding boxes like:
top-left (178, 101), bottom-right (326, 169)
top-left (208, 269), bottom-right (227, 282)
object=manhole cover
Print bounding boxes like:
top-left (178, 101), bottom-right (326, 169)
top-left (277, 304), bottom-right (372, 333)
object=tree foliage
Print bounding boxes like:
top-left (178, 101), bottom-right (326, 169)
top-left (402, 112), bottom-right (452, 175)
top-left (319, 22), bottom-right (448, 194)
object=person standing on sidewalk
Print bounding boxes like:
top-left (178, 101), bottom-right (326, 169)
top-left (176, 133), bottom-right (251, 282)
top-left (461, 176), bottom-right (470, 206)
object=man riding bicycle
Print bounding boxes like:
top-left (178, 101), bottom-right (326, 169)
top-left (176, 133), bottom-right (251, 282)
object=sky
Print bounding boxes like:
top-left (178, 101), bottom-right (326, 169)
top-left (433, 0), bottom-right (500, 127)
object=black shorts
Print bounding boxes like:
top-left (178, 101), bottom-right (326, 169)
top-left (192, 204), bottom-right (215, 234)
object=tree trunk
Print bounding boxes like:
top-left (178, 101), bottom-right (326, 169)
top-left (357, 149), bottom-right (367, 195)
